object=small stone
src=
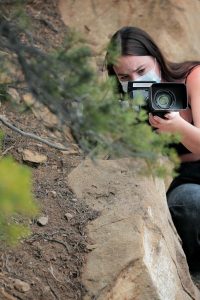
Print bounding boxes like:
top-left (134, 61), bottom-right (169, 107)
top-left (86, 244), bottom-right (98, 251)
top-left (22, 93), bottom-right (35, 106)
top-left (22, 149), bottom-right (47, 164)
top-left (61, 149), bottom-right (79, 155)
top-left (71, 198), bottom-right (77, 202)
top-left (8, 88), bottom-right (21, 104)
top-left (62, 125), bottom-right (75, 142)
top-left (51, 165), bottom-right (58, 170)
top-left (37, 216), bottom-right (48, 226)
top-left (64, 213), bottom-right (74, 221)
top-left (14, 279), bottom-right (30, 293)
top-left (50, 191), bottom-right (57, 198)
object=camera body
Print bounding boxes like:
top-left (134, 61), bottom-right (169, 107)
top-left (128, 81), bottom-right (188, 117)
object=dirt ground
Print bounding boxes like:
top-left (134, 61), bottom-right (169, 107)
top-left (0, 100), bottom-right (98, 300)
top-left (0, 1), bottom-right (98, 299)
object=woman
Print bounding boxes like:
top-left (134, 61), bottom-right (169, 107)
top-left (105, 26), bottom-right (200, 273)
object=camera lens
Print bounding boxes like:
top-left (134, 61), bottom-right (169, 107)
top-left (154, 90), bottom-right (175, 109)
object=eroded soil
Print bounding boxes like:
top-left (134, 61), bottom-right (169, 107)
top-left (0, 1), bottom-right (97, 299)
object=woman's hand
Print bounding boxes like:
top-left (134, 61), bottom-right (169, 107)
top-left (149, 111), bottom-right (183, 133)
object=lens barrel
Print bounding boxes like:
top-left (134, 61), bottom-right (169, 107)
top-left (154, 90), bottom-right (175, 109)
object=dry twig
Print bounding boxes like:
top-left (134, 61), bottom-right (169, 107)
top-left (1, 146), bottom-right (14, 156)
top-left (45, 237), bottom-right (71, 253)
top-left (48, 264), bottom-right (62, 283)
top-left (0, 115), bottom-right (68, 151)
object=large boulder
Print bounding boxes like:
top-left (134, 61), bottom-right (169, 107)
top-left (68, 158), bottom-right (200, 300)
top-left (58, 0), bottom-right (200, 63)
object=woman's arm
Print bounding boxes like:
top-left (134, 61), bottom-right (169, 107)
top-left (149, 67), bottom-right (200, 154)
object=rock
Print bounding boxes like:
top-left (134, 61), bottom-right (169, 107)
top-left (68, 158), bottom-right (200, 300)
top-left (86, 244), bottom-right (97, 251)
top-left (22, 149), bottom-right (47, 164)
top-left (37, 216), bottom-right (48, 226)
top-left (64, 213), bottom-right (74, 221)
top-left (7, 88), bottom-right (21, 104)
top-left (62, 125), bottom-right (75, 143)
top-left (22, 93), bottom-right (35, 106)
top-left (50, 190), bottom-right (57, 198)
top-left (59, 0), bottom-right (200, 62)
top-left (14, 279), bottom-right (30, 293)
top-left (0, 287), bottom-right (17, 300)
top-left (22, 93), bottom-right (58, 128)
top-left (61, 149), bottom-right (80, 155)
top-left (71, 198), bottom-right (77, 202)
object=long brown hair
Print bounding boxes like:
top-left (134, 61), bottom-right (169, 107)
top-left (105, 26), bottom-right (200, 93)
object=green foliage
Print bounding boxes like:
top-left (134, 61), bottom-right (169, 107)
top-left (0, 13), bottom-right (181, 177)
top-left (0, 157), bottom-right (38, 246)
top-left (75, 77), bottom-right (180, 176)
top-left (0, 131), bottom-right (5, 149)
top-left (0, 7), bottom-right (182, 246)
top-left (0, 83), bottom-right (10, 101)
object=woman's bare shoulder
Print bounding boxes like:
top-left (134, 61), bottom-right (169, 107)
top-left (186, 65), bottom-right (200, 84)
top-left (186, 65), bottom-right (200, 109)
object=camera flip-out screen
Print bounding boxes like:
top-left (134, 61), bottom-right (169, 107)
top-left (128, 81), bottom-right (188, 117)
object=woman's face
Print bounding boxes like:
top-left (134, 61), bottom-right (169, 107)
top-left (113, 55), bottom-right (160, 82)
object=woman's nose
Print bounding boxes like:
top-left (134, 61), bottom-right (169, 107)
top-left (129, 73), bottom-right (138, 81)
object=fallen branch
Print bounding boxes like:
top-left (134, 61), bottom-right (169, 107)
top-left (35, 17), bottom-right (59, 33)
top-left (45, 237), bottom-right (71, 253)
top-left (0, 115), bottom-right (68, 151)
top-left (45, 276), bottom-right (60, 300)
top-left (48, 263), bottom-right (62, 283)
top-left (1, 145), bottom-right (14, 156)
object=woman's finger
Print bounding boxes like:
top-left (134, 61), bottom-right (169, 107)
top-left (164, 112), bottom-right (179, 119)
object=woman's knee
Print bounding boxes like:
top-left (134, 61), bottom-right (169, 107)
top-left (167, 183), bottom-right (200, 209)
top-left (167, 183), bottom-right (200, 229)
top-left (167, 184), bottom-right (200, 271)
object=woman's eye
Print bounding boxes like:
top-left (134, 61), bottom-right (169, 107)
top-left (138, 69), bottom-right (145, 75)
top-left (119, 75), bottom-right (129, 81)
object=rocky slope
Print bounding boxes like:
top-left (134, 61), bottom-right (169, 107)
top-left (59, 0), bottom-right (200, 65)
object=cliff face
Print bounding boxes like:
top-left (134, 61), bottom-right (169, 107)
top-left (68, 158), bottom-right (200, 300)
top-left (58, 0), bottom-right (200, 62)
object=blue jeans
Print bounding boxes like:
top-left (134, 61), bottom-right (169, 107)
top-left (167, 183), bottom-right (200, 272)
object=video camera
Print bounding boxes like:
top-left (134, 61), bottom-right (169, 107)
top-left (128, 81), bottom-right (188, 118)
